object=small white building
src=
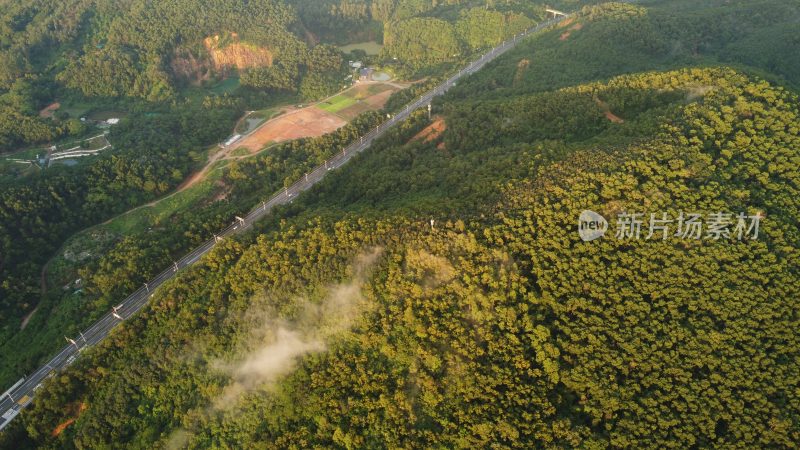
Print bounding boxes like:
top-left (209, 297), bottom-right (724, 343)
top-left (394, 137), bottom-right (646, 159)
top-left (222, 134), bottom-right (242, 147)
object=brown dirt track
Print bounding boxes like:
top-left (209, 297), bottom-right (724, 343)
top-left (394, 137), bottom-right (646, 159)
top-left (236, 106), bottom-right (347, 152)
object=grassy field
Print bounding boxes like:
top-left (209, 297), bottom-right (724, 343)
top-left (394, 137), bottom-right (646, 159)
top-left (105, 177), bottom-right (217, 235)
top-left (349, 83), bottom-right (394, 100)
top-left (87, 110), bottom-right (127, 121)
top-left (0, 147), bottom-right (44, 182)
top-left (46, 228), bottom-right (119, 290)
top-left (339, 41), bottom-right (383, 55)
top-left (211, 76), bottom-right (240, 95)
top-left (59, 100), bottom-right (93, 119)
top-left (230, 146), bottom-right (253, 157)
top-left (318, 94), bottom-right (358, 113)
top-left (0, 147), bottom-right (42, 162)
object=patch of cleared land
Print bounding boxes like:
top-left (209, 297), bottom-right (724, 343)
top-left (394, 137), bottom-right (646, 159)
top-left (211, 76), bottom-right (240, 94)
top-left (411, 116), bottom-right (447, 144)
top-left (87, 110), bottom-right (127, 121)
top-left (339, 41), bottom-right (383, 55)
top-left (560, 22), bottom-right (584, 41)
top-left (51, 402), bottom-right (87, 437)
top-left (236, 106), bottom-right (348, 153)
top-left (45, 78), bottom-right (409, 284)
top-left (318, 94), bottom-right (358, 114)
top-left (513, 59), bottom-right (530, 87)
top-left (237, 81), bottom-right (402, 151)
top-left (595, 97), bottom-right (625, 123)
top-left (39, 75), bottom-right (413, 316)
top-left (39, 102), bottom-right (60, 118)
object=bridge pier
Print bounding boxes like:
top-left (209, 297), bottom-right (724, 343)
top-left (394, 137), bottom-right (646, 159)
top-left (545, 7), bottom-right (567, 19)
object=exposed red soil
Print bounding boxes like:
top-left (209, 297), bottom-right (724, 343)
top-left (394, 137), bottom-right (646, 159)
top-left (411, 117), bottom-right (447, 144)
top-left (513, 59), bottom-right (530, 86)
top-left (237, 106), bottom-right (347, 152)
top-left (39, 102), bottom-right (60, 118)
top-left (558, 17), bottom-right (575, 28)
top-left (560, 23), bottom-right (584, 41)
top-left (595, 97), bottom-right (625, 123)
top-left (336, 102), bottom-right (373, 121)
top-left (52, 402), bottom-right (87, 437)
top-left (604, 110), bottom-right (625, 123)
top-left (238, 82), bottom-right (400, 151)
top-left (362, 89), bottom-right (395, 108)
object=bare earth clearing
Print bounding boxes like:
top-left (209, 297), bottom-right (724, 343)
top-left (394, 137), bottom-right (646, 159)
top-left (412, 116), bottom-right (447, 143)
top-left (236, 106), bottom-right (347, 152)
top-left (238, 81), bottom-right (402, 152)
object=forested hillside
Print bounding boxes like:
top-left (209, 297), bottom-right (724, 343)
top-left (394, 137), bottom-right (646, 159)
top-left (0, 0), bottom-right (558, 153)
top-left (0, 0), bottom-right (544, 370)
top-left (2, 0), bottom-right (800, 448)
top-left (6, 64), bottom-right (799, 448)
top-left (0, 101), bottom-right (240, 317)
top-left (2, 0), bottom-right (799, 446)
top-left (454, 0), bottom-right (800, 98)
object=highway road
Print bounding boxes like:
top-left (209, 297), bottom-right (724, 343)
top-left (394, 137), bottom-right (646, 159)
top-left (0, 13), bottom-right (567, 432)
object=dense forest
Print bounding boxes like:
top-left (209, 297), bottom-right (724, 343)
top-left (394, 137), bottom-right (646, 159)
top-left (6, 63), bottom-right (799, 448)
top-left (0, 0), bottom-right (544, 363)
top-left (0, 0), bottom-right (557, 153)
top-left (1, 0), bottom-right (799, 448)
top-left (0, 99), bottom-right (241, 341)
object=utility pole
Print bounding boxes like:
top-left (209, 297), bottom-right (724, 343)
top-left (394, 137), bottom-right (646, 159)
top-left (65, 336), bottom-right (78, 349)
top-left (428, 104), bottom-right (432, 120)
top-left (235, 216), bottom-right (245, 227)
top-left (173, 261), bottom-right (179, 272)
top-left (112, 305), bottom-right (124, 321)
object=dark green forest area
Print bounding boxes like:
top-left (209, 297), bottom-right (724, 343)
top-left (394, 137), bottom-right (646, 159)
top-left (9, 63), bottom-right (799, 448)
top-left (1, 0), bottom-right (799, 448)
top-left (0, 0), bottom-right (559, 154)
top-left (0, 99), bottom-right (241, 364)
top-left (0, 0), bottom-right (548, 381)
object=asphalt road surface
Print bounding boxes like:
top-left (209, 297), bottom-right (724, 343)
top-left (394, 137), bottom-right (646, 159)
top-left (0, 14), bottom-right (566, 432)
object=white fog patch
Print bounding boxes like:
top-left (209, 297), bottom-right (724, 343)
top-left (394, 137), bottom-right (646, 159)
top-left (211, 247), bottom-right (383, 410)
